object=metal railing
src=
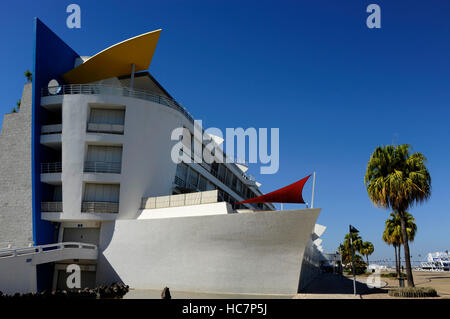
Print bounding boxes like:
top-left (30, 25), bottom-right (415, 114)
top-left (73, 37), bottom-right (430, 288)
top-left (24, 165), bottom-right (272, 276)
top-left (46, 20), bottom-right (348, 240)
top-left (0, 242), bottom-right (97, 259)
top-left (86, 122), bottom-right (124, 134)
top-left (42, 84), bottom-right (194, 124)
top-left (41, 201), bottom-right (63, 212)
top-left (81, 201), bottom-right (119, 214)
top-left (41, 124), bottom-right (62, 134)
top-left (84, 161), bottom-right (121, 174)
top-left (41, 162), bottom-right (62, 173)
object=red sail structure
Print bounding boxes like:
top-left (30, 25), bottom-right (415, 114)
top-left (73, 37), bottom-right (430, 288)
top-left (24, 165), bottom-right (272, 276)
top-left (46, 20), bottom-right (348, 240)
top-left (236, 175), bottom-right (311, 204)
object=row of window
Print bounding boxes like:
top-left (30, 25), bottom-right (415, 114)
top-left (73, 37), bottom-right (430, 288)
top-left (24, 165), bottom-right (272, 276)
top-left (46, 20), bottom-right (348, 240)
top-left (175, 163), bottom-right (266, 210)
top-left (180, 130), bottom-right (266, 206)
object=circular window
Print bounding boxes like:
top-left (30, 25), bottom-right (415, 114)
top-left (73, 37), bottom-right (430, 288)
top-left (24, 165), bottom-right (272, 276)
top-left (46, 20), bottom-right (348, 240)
top-left (48, 79), bottom-right (61, 95)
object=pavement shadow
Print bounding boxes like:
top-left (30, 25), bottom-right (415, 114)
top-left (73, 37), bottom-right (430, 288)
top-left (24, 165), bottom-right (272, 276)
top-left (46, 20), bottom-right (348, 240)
top-left (301, 273), bottom-right (385, 295)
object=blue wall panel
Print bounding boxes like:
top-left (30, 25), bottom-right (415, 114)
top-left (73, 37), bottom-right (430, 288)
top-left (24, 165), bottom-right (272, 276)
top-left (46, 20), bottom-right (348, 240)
top-left (32, 18), bottom-right (80, 291)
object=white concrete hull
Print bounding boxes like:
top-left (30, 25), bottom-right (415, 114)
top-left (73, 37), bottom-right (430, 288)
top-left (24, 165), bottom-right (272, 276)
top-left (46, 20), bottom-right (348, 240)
top-left (97, 208), bottom-right (321, 294)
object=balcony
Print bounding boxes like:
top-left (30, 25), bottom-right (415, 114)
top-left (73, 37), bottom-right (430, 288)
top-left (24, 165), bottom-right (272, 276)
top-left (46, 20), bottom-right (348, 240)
top-left (42, 84), bottom-right (194, 124)
top-left (41, 124), bottom-right (62, 135)
top-left (87, 123), bottom-right (124, 135)
top-left (81, 202), bottom-right (119, 214)
top-left (41, 202), bottom-right (63, 212)
top-left (41, 162), bottom-right (62, 173)
top-left (84, 161), bottom-right (121, 174)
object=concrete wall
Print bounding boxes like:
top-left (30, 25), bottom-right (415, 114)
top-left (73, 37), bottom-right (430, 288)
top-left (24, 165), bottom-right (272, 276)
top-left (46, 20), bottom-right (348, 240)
top-left (41, 91), bottom-right (194, 222)
top-left (97, 208), bottom-right (320, 294)
top-left (138, 201), bottom-right (234, 220)
top-left (298, 238), bottom-right (323, 291)
top-left (141, 190), bottom-right (219, 209)
top-left (41, 87), bottom-right (266, 223)
top-left (0, 84), bottom-right (34, 247)
top-left (0, 254), bottom-right (37, 294)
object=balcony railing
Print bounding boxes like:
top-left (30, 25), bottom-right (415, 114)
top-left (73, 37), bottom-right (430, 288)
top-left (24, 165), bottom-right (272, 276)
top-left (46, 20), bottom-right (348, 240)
top-left (41, 162), bottom-right (62, 173)
top-left (87, 123), bottom-right (124, 135)
top-left (81, 201), bottom-right (119, 214)
top-left (41, 124), bottom-right (62, 134)
top-left (42, 84), bottom-right (194, 124)
top-left (41, 201), bottom-right (63, 212)
top-left (84, 161), bottom-right (121, 174)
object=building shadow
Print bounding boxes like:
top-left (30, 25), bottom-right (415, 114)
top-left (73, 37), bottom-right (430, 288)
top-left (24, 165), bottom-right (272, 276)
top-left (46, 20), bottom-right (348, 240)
top-left (300, 273), bottom-right (386, 295)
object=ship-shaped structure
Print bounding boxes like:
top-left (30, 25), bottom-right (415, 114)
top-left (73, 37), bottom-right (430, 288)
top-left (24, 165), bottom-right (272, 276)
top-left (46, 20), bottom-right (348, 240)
top-left (0, 18), bottom-right (328, 295)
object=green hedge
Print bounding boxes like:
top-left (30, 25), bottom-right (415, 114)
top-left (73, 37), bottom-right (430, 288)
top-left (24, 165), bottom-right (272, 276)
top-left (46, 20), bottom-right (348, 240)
top-left (0, 282), bottom-right (129, 299)
top-left (381, 272), bottom-right (407, 278)
top-left (388, 287), bottom-right (437, 298)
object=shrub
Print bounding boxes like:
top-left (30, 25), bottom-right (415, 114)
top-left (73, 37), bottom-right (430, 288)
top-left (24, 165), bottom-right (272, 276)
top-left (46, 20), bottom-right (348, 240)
top-left (388, 287), bottom-right (437, 298)
top-left (381, 272), bottom-right (406, 278)
top-left (0, 282), bottom-right (129, 299)
top-left (344, 265), bottom-right (367, 275)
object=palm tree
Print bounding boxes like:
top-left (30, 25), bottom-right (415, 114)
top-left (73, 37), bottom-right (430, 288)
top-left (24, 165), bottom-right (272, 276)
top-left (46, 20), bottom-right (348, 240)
top-left (384, 212), bottom-right (417, 277)
top-left (365, 144), bottom-right (431, 287)
top-left (383, 217), bottom-right (401, 276)
top-left (24, 70), bottom-right (32, 82)
top-left (360, 241), bottom-right (374, 267)
top-left (344, 232), bottom-right (363, 254)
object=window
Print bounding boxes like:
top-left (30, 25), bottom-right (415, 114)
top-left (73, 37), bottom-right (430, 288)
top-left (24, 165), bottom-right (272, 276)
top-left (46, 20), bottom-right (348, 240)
top-left (231, 174), bottom-right (237, 191)
top-left (198, 176), bottom-right (207, 191)
top-left (188, 169), bottom-right (199, 188)
top-left (86, 145), bottom-right (122, 162)
top-left (85, 145), bottom-right (122, 173)
top-left (83, 183), bottom-right (120, 203)
top-left (53, 185), bottom-right (62, 201)
top-left (217, 164), bottom-right (226, 183)
top-left (225, 169), bottom-right (232, 187)
top-left (89, 109), bottom-right (125, 125)
top-left (176, 163), bottom-right (188, 181)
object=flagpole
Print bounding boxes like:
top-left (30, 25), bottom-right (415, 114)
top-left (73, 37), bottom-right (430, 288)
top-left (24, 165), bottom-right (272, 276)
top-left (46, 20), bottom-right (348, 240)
top-left (311, 172), bottom-right (316, 208)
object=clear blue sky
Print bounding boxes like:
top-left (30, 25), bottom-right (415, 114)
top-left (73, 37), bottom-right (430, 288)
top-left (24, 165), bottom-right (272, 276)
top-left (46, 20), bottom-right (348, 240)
top-left (1, 0), bottom-right (449, 264)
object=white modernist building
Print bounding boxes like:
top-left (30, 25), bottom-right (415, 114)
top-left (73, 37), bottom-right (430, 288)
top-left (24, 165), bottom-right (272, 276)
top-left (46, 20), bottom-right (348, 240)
top-left (0, 19), bottom-right (326, 295)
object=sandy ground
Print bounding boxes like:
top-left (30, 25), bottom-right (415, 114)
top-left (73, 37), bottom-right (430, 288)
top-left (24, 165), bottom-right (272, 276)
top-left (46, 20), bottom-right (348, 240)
top-left (295, 271), bottom-right (450, 299)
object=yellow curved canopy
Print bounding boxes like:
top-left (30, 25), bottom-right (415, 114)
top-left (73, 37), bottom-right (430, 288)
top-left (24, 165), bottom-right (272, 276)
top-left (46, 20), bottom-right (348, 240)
top-left (62, 29), bottom-right (161, 84)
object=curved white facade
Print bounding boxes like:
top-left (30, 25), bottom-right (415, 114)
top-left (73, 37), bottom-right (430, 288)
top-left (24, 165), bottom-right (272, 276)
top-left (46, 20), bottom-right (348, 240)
top-left (0, 20), bottom-right (328, 294)
top-left (97, 208), bottom-right (321, 294)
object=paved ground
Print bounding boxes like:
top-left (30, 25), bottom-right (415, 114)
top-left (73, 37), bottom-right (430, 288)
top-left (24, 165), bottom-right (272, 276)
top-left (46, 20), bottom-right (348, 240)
top-left (295, 271), bottom-right (450, 299)
top-left (124, 289), bottom-right (293, 299)
top-left (294, 273), bottom-right (386, 299)
top-left (123, 271), bottom-right (450, 299)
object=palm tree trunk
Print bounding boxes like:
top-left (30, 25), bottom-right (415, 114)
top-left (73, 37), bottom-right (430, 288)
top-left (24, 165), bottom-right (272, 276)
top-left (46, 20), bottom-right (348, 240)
top-left (398, 244), bottom-right (401, 275)
top-left (394, 245), bottom-right (399, 276)
top-left (399, 210), bottom-right (415, 287)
